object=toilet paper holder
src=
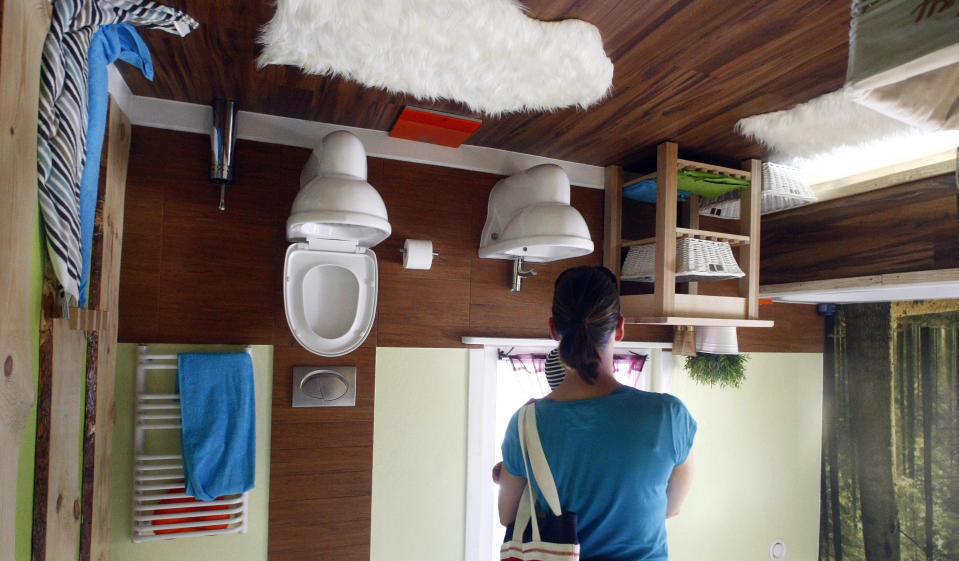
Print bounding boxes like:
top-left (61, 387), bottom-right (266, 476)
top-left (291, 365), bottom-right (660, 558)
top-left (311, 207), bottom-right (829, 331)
top-left (399, 239), bottom-right (439, 270)
top-left (398, 247), bottom-right (439, 257)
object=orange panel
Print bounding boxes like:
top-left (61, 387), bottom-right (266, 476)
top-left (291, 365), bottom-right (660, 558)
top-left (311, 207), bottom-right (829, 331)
top-left (388, 106), bottom-right (482, 148)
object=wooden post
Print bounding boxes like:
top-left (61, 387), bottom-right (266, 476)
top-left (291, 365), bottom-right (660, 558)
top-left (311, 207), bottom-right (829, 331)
top-left (603, 165), bottom-right (623, 281)
top-left (672, 325), bottom-right (696, 357)
top-left (79, 100), bottom-right (131, 561)
top-left (685, 194), bottom-right (700, 296)
top-left (0, 1), bottom-right (50, 560)
top-left (739, 159), bottom-right (762, 319)
top-left (654, 142), bottom-right (679, 317)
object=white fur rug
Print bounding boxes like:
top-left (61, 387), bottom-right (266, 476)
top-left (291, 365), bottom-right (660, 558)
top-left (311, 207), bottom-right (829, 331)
top-left (257, 0), bottom-right (613, 115)
top-left (737, 90), bottom-right (959, 184)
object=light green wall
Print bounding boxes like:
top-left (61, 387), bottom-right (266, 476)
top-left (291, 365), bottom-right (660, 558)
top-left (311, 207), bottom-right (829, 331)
top-left (667, 353), bottom-right (823, 561)
top-left (15, 210), bottom-right (43, 561)
top-left (109, 344), bottom-right (273, 561)
top-left (370, 348), bottom-right (470, 561)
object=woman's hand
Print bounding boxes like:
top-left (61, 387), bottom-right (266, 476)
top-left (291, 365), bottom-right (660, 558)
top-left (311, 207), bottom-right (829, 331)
top-left (492, 461), bottom-right (503, 484)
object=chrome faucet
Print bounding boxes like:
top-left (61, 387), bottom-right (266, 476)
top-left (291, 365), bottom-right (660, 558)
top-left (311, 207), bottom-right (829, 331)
top-left (511, 256), bottom-right (537, 292)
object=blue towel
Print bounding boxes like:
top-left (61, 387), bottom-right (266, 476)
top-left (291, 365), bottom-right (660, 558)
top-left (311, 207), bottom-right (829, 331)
top-left (177, 352), bottom-right (256, 502)
top-left (623, 179), bottom-right (691, 203)
top-left (79, 24), bottom-right (153, 306)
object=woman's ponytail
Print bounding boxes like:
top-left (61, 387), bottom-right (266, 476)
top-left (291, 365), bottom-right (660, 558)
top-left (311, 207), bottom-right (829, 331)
top-left (552, 266), bottom-right (621, 384)
top-left (558, 321), bottom-right (601, 383)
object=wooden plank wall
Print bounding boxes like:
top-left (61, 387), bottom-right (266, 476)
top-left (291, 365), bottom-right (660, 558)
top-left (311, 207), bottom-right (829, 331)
top-left (117, 126), bottom-right (825, 560)
top-left (80, 100), bottom-right (132, 561)
top-left (0, 1), bottom-right (49, 560)
top-left (34, 318), bottom-right (86, 561)
top-left (761, 173), bottom-right (959, 285)
top-left (32, 102), bottom-right (132, 561)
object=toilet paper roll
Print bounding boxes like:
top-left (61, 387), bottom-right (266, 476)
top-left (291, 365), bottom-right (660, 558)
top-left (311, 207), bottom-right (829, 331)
top-left (403, 239), bottom-right (434, 270)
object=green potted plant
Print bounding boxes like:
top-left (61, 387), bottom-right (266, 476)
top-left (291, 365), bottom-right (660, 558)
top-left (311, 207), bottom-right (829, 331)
top-left (683, 326), bottom-right (748, 388)
top-left (684, 352), bottom-right (749, 388)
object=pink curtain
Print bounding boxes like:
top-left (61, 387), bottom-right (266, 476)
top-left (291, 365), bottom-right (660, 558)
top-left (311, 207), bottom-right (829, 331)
top-left (501, 349), bottom-right (647, 389)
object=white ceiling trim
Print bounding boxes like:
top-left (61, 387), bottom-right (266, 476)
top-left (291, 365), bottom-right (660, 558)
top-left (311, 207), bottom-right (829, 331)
top-left (107, 66), bottom-right (606, 189)
top-left (760, 268), bottom-right (959, 304)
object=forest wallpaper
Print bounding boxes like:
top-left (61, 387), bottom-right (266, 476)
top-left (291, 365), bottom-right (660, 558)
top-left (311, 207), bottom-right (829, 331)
top-left (820, 301), bottom-right (959, 561)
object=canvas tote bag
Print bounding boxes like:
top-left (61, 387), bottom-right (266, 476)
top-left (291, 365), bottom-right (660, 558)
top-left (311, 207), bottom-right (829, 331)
top-left (501, 403), bottom-right (580, 561)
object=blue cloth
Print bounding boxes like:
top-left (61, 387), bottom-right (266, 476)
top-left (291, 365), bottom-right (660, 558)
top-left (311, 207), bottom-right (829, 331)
top-left (78, 23), bottom-right (153, 306)
top-left (623, 179), bottom-right (691, 204)
top-left (502, 386), bottom-right (696, 561)
top-left (177, 352), bottom-right (256, 502)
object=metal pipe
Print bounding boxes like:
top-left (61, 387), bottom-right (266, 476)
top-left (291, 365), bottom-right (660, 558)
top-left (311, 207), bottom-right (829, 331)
top-left (210, 99), bottom-right (238, 211)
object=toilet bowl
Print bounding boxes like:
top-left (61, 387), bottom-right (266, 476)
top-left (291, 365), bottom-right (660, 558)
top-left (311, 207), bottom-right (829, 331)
top-left (283, 131), bottom-right (390, 357)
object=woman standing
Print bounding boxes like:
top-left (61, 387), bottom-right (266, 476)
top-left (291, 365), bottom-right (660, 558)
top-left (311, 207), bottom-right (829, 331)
top-left (498, 266), bottom-right (696, 561)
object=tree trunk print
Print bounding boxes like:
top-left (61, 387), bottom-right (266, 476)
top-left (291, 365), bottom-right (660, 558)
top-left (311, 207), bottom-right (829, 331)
top-left (921, 328), bottom-right (935, 561)
top-left (895, 328), bottom-right (905, 475)
top-left (824, 313), bottom-right (844, 561)
top-left (822, 302), bottom-right (959, 561)
top-left (954, 327), bottom-right (959, 463)
top-left (846, 303), bottom-right (901, 561)
top-left (906, 326), bottom-right (917, 480)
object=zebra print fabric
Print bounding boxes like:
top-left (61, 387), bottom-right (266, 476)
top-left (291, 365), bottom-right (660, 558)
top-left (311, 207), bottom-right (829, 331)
top-left (37, 0), bottom-right (197, 306)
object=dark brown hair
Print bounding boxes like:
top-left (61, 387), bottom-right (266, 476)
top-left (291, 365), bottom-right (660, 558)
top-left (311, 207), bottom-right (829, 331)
top-left (551, 266), bottom-right (621, 384)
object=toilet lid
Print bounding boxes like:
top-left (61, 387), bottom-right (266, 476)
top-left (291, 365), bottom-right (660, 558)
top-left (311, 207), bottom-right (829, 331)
top-left (283, 242), bottom-right (378, 357)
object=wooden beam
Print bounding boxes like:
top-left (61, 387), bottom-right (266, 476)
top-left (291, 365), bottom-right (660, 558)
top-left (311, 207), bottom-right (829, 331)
top-left (0, 1), bottom-right (50, 560)
top-left (80, 100), bottom-right (131, 561)
top-left (654, 142), bottom-right (679, 317)
top-left (760, 267), bottom-right (959, 297)
top-left (603, 165), bottom-right (623, 280)
top-left (33, 318), bottom-right (86, 561)
top-left (811, 150), bottom-right (956, 203)
top-left (739, 159), bottom-right (762, 319)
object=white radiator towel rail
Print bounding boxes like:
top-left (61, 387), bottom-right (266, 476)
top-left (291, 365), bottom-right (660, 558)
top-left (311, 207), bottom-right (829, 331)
top-left (132, 345), bottom-right (251, 542)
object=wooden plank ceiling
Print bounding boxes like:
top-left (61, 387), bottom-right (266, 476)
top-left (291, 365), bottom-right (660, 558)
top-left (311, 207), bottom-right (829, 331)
top-left (120, 0), bottom-right (851, 171)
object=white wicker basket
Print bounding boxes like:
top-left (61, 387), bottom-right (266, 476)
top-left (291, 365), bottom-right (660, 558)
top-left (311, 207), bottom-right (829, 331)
top-left (621, 238), bottom-right (745, 283)
top-left (699, 162), bottom-right (816, 219)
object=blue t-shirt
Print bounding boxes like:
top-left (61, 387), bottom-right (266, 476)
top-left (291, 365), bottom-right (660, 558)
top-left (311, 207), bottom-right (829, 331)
top-left (502, 386), bottom-right (697, 561)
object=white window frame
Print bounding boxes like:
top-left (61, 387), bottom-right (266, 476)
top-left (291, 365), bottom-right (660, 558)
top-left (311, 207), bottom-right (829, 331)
top-left (462, 337), bottom-right (673, 561)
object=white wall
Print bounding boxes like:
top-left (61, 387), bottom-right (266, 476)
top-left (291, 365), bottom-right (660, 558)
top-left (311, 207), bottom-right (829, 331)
top-left (110, 344), bottom-right (273, 561)
top-left (370, 348), bottom-right (471, 561)
top-left (667, 353), bottom-right (823, 561)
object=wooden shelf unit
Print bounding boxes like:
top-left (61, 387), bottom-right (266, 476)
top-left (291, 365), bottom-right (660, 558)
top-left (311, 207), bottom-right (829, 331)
top-left (604, 141), bottom-right (773, 328)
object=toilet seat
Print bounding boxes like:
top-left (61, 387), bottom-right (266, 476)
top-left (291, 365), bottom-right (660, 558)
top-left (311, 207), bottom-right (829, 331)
top-left (283, 239), bottom-right (378, 357)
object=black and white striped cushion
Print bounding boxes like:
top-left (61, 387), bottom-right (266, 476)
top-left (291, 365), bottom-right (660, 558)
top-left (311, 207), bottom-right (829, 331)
top-left (37, 0), bottom-right (198, 305)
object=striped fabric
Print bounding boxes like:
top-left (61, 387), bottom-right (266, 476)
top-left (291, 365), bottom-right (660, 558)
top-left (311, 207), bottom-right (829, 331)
top-left (37, 0), bottom-right (197, 306)
top-left (544, 349), bottom-right (565, 390)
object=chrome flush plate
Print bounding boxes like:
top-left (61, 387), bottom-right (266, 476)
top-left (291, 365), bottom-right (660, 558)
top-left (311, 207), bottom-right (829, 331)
top-left (292, 366), bottom-right (357, 407)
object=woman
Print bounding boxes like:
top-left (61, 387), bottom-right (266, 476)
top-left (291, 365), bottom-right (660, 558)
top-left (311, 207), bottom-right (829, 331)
top-left (498, 266), bottom-right (696, 561)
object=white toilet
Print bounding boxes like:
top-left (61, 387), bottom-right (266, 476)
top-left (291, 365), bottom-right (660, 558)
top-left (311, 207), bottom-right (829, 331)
top-left (283, 131), bottom-right (391, 357)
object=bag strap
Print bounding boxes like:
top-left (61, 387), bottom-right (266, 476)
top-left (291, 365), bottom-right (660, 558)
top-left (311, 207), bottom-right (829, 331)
top-left (516, 405), bottom-right (542, 543)
top-left (520, 402), bottom-right (563, 516)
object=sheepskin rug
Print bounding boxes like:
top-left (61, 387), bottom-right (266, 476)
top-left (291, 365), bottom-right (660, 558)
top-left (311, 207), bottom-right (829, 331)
top-left (737, 90), bottom-right (959, 184)
top-left (257, 0), bottom-right (613, 115)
